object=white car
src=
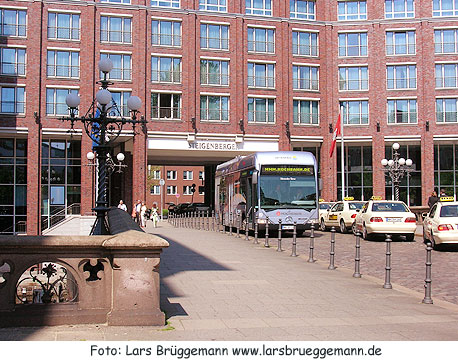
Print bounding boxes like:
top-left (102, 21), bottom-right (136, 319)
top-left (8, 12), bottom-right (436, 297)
top-left (320, 200), bottom-right (365, 233)
top-left (319, 201), bottom-right (333, 228)
top-left (354, 199), bottom-right (417, 241)
top-left (423, 198), bottom-right (458, 249)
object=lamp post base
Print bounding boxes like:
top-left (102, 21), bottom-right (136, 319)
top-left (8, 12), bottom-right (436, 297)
top-left (90, 206), bottom-right (110, 235)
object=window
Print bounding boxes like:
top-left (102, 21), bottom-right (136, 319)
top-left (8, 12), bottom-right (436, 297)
top-left (150, 185), bottom-right (160, 195)
top-left (433, 0), bottom-right (458, 16)
top-left (101, 0), bottom-right (130, 3)
top-left (199, 185), bottom-right (205, 195)
top-left (386, 30), bottom-right (416, 55)
top-left (0, 138), bottom-right (27, 234)
top-left (151, 0), bottom-right (180, 7)
top-left (248, 27), bottom-right (275, 53)
top-left (101, 16), bottom-right (131, 44)
top-left (435, 63), bottom-right (458, 88)
top-left (200, 0), bottom-right (227, 12)
top-left (293, 99), bottom-right (319, 125)
top-left (47, 50), bottom-right (79, 79)
top-left (48, 12), bottom-right (79, 41)
top-left (153, 169), bottom-right (161, 179)
top-left (167, 170), bottom-right (177, 180)
top-left (246, 0), bottom-right (272, 16)
top-left (387, 99), bottom-right (417, 123)
top-left (152, 56), bottom-right (181, 83)
top-left (46, 88), bottom-right (78, 116)
top-left (0, 9), bottom-right (26, 37)
top-left (100, 53), bottom-right (131, 81)
top-left (248, 62), bottom-right (275, 88)
top-left (338, 32), bottom-right (367, 57)
top-left (385, 0), bottom-right (414, 18)
top-left (152, 19), bottom-right (181, 47)
top-left (293, 65), bottom-right (319, 90)
top-left (109, 91), bottom-right (131, 117)
top-left (167, 185), bottom-right (177, 195)
top-left (435, 29), bottom-right (458, 54)
top-left (387, 65), bottom-right (416, 89)
top-left (200, 23), bottom-right (229, 50)
top-left (434, 144), bottom-right (458, 199)
top-left (0, 47), bottom-right (26, 76)
top-left (248, 97), bottom-right (275, 123)
top-left (340, 100), bottom-right (369, 124)
top-left (339, 66), bottom-right (368, 91)
top-left (292, 31), bottom-right (318, 56)
top-left (200, 95), bottom-right (229, 122)
top-left (151, 93), bottom-right (181, 120)
top-left (183, 186), bottom-right (193, 195)
top-left (1, 86), bottom-right (24, 114)
top-left (183, 171), bottom-right (193, 180)
top-left (200, 59), bottom-right (229, 86)
top-left (290, 0), bottom-right (316, 20)
top-left (338, 1), bottom-right (367, 20)
top-left (199, 171), bottom-right (205, 180)
top-left (436, 98), bottom-right (458, 123)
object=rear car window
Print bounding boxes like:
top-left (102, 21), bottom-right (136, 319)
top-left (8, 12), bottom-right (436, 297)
top-left (349, 202), bottom-right (364, 210)
top-left (372, 202), bottom-right (408, 212)
top-left (440, 205), bottom-right (458, 217)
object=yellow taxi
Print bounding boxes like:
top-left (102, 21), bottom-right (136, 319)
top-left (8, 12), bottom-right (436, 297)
top-left (320, 197), bottom-right (365, 233)
top-left (354, 197), bottom-right (417, 241)
top-left (318, 199), bottom-right (333, 230)
top-left (423, 196), bottom-right (458, 249)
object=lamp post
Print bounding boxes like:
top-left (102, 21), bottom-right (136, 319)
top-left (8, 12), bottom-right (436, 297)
top-left (62, 58), bottom-right (146, 235)
top-left (381, 143), bottom-right (413, 201)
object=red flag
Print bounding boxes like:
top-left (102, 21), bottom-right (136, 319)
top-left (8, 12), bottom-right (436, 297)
top-left (329, 112), bottom-right (341, 158)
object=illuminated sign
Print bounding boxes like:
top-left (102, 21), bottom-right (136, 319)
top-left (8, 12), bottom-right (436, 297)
top-left (188, 142), bottom-right (237, 151)
top-left (261, 165), bottom-right (314, 175)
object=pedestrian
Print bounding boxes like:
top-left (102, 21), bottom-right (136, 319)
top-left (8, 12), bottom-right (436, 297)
top-left (134, 199), bottom-right (142, 225)
top-left (141, 202), bottom-right (148, 228)
top-left (440, 188), bottom-right (446, 197)
top-left (117, 199), bottom-right (127, 212)
top-left (427, 190), bottom-right (439, 209)
top-left (151, 206), bottom-right (159, 228)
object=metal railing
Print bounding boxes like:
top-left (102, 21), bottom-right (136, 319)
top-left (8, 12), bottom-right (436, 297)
top-left (41, 203), bottom-right (81, 232)
top-left (0, 220), bottom-right (27, 235)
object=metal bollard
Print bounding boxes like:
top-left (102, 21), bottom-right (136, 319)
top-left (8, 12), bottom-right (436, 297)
top-left (229, 212), bottom-right (233, 235)
top-left (206, 210), bottom-right (209, 231)
top-left (245, 218), bottom-right (249, 241)
top-left (353, 231), bottom-right (362, 278)
top-left (199, 211), bottom-right (203, 230)
top-left (383, 234), bottom-right (392, 289)
top-left (308, 224), bottom-right (316, 263)
top-left (254, 216), bottom-right (259, 244)
top-left (291, 221), bottom-right (298, 257)
top-left (422, 242), bottom-right (433, 304)
top-left (277, 219), bottom-right (282, 252)
top-left (212, 211), bottom-right (215, 231)
top-left (264, 218), bottom-right (270, 247)
top-left (236, 211), bottom-right (240, 237)
top-left (328, 227), bottom-right (336, 270)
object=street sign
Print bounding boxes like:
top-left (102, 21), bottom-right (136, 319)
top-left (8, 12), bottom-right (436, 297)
top-left (175, 194), bottom-right (180, 198)
top-left (159, 178), bottom-right (165, 186)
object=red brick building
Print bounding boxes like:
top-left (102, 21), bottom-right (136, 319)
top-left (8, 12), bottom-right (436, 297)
top-left (0, 0), bottom-right (457, 235)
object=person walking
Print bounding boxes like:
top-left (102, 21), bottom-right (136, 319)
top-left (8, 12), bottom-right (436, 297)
top-left (140, 202), bottom-right (148, 228)
top-left (134, 199), bottom-right (142, 225)
top-left (427, 190), bottom-right (439, 209)
top-left (117, 200), bottom-right (127, 212)
top-left (151, 206), bottom-right (159, 228)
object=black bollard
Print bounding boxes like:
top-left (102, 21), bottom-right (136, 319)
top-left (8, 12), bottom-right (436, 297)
top-left (308, 224), bottom-right (316, 263)
top-left (212, 210), bottom-right (215, 231)
top-left (353, 231), bottom-right (362, 278)
top-left (328, 227), bottom-right (336, 270)
top-left (229, 212), bottom-right (233, 235)
top-left (291, 221), bottom-right (298, 257)
top-left (422, 242), bottom-right (433, 304)
top-left (254, 215), bottom-right (259, 244)
top-left (264, 218), bottom-right (270, 247)
top-left (206, 210), bottom-right (210, 231)
top-left (245, 218), bottom-right (249, 241)
top-left (277, 219), bottom-right (282, 252)
top-left (236, 211), bottom-right (240, 238)
top-left (383, 234), bottom-right (392, 289)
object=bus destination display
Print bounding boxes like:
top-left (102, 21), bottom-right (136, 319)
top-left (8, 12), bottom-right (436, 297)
top-left (261, 165), bottom-right (314, 175)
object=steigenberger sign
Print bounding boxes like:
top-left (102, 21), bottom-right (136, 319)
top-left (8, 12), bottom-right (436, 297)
top-left (188, 141), bottom-right (238, 150)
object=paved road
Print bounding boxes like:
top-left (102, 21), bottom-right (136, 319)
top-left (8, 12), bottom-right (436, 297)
top-left (2, 221), bottom-right (458, 341)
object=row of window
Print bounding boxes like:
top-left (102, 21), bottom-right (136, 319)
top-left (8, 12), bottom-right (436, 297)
top-left (155, 185), bottom-right (204, 196)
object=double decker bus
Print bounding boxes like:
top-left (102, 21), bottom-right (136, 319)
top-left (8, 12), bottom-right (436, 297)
top-left (215, 151), bottom-right (319, 234)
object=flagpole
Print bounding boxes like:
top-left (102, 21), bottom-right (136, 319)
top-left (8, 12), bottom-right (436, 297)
top-left (340, 105), bottom-right (345, 200)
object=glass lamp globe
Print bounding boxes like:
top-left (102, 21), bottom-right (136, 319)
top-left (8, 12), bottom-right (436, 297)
top-left (381, 159), bottom-right (388, 166)
top-left (388, 159), bottom-right (394, 167)
top-left (127, 96), bottom-right (142, 111)
top-left (406, 159), bottom-right (413, 166)
top-left (117, 152), bottom-right (125, 162)
top-left (392, 142), bottom-right (400, 150)
top-left (399, 158), bottom-right (406, 165)
top-left (87, 151), bottom-right (95, 160)
top-left (96, 89), bottom-right (112, 105)
top-left (65, 93), bottom-right (80, 108)
top-left (98, 58), bottom-right (113, 73)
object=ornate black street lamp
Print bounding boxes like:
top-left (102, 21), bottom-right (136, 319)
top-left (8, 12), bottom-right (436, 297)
top-left (62, 58), bottom-right (146, 235)
top-left (381, 142), bottom-right (413, 201)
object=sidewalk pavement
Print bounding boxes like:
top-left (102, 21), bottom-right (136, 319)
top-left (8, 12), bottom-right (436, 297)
top-left (1, 221), bottom-right (458, 341)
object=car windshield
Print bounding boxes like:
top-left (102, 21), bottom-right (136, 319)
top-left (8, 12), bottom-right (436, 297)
top-left (440, 205), bottom-right (458, 217)
top-left (349, 202), bottom-right (364, 210)
top-left (371, 202), bottom-right (408, 212)
top-left (320, 203), bottom-right (332, 210)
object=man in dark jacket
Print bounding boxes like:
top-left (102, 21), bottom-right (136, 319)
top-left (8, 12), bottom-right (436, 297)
top-left (428, 191), bottom-right (439, 209)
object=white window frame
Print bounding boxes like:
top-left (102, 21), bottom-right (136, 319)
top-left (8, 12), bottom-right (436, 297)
top-left (292, 30), bottom-right (318, 57)
top-left (436, 97), bottom-right (458, 123)
top-left (338, 1), bottom-right (367, 21)
top-left (435, 63), bottom-right (458, 88)
top-left (150, 185), bottom-right (160, 195)
top-left (200, 58), bottom-right (229, 86)
top-left (386, 64), bottom-right (417, 89)
top-left (183, 185), bottom-right (193, 195)
top-left (293, 99), bottom-right (319, 125)
top-left (108, 90), bottom-right (132, 118)
top-left (183, 171), bottom-right (193, 180)
top-left (246, 0), bottom-right (272, 16)
top-left (200, 94), bottom-right (230, 122)
top-left (101, 0), bottom-right (131, 4)
top-left (199, 0), bottom-right (227, 12)
top-left (290, 0), bottom-right (316, 20)
top-left (47, 49), bottom-right (79, 79)
top-left (48, 12), bottom-right (80, 41)
top-left (293, 64), bottom-right (319, 91)
top-left (151, 55), bottom-right (182, 84)
top-left (247, 96), bottom-right (275, 124)
top-left (0, 85), bottom-right (25, 114)
top-left (151, 92), bottom-right (181, 120)
top-left (167, 185), bottom-right (177, 195)
top-left (166, 170), bottom-right (177, 180)
top-left (340, 100), bottom-right (369, 125)
top-left (151, 0), bottom-right (180, 8)
top-left (387, 98), bottom-right (417, 124)
top-left (200, 23), bottom-right (229, 50)
top-left (247, 62), bottom-right (275, 89)
top-left (338, 32), bottom-right (368, 57)
top-left (434, 29), bottom-right (458, 54)
top-left (100, 15), bottom-right (132, 44)
top-left (152, 19), bottom-right (182, 47)
top-left (247, 27), bottom-right (275, 54)
top-left (433, 0), bottom-right (458, 17)
top-left (339, 66), bottom-right (368, 91)
top-left (0, 46), bottom-right (26, 76)
top-left (45, 87), bottom-right (78, 116)
top-left (385, 0), bottom-right (414, 19)
top-left (0, 8), bottom-right (27, 37)
top-left (100, 53), bottom-right (131, 81)
top-left (386, 30), bottom-right (416, 56)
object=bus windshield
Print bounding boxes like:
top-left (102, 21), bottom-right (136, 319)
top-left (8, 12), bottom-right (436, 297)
top-left (259, 166), bottom-right (316, 211)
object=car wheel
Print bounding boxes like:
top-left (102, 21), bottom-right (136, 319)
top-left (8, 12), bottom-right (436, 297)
top-left (320, 218), bottom-right (326, 231)
top-left (405, 233), bottom-right (415, 242)
top-left (351, 222), bottom-right (357, 235)
top-left (339, 220), bottom-right (347, 234)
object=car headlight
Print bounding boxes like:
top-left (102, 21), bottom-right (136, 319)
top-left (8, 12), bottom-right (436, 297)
top-left (257, 219), bottom-right (267, 224)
